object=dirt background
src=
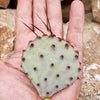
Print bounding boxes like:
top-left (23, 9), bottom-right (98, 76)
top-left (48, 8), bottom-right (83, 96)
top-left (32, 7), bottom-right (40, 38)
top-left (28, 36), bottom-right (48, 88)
top-left (0, 0), bottom-right (100, 100)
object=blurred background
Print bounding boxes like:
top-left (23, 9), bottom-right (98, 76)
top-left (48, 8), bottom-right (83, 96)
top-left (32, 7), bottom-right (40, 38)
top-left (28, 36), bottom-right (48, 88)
top-left (0, 0), bottom-right (100, 100)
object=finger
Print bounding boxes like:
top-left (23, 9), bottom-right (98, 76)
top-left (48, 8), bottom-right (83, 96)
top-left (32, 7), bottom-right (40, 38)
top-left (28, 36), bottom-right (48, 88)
top-left (8, 0), bottom-right (35, 70)
top-left (47, 0), bottom-right (63, 38)
top-left (16, 0), bottom-right (33, 34)
top-left (33, 0), bottom-right (49, 36)
top-left (67, 0), bottom-right (84, 62)
top-left (15, 0), bottom-right (36, 52)
top-left (51, 1), bottom-right (84, 100)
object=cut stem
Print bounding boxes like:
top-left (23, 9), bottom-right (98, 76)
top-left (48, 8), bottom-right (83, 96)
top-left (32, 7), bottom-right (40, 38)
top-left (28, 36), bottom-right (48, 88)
top-left (44, 98), bottom-right (51, 100)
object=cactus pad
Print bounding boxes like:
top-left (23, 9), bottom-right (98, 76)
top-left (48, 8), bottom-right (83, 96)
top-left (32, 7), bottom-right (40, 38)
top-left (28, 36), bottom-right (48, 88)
top-left (22, 35), bottom-right (81, 98)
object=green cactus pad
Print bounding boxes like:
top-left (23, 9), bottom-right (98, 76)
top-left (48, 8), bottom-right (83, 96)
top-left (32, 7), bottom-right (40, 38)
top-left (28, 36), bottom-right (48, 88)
top-left (22, 35), bottom-right (81, 98)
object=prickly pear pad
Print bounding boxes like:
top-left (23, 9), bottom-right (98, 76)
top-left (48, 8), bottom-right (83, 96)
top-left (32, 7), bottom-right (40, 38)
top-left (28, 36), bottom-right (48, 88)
top-left (22, 35), bottom-right (80, 98)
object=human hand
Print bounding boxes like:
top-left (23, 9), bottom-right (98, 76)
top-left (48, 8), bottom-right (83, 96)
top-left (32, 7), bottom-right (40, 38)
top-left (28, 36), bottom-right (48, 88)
top-left (0, 0), bottom-right (84, 100)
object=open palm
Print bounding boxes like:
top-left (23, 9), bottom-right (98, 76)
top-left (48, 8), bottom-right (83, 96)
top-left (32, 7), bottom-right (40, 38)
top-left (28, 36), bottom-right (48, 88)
top-left (0, 0), bottom-right (84, 100)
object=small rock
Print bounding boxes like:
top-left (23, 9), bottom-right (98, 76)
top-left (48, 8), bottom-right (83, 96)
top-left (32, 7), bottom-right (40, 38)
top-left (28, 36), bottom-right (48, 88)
top-left (0, 0), bottom-right (10, 8)
top-left (92, 0), bottom-right (100, 23)
top-left (0, 9), bottom-right (16, 61)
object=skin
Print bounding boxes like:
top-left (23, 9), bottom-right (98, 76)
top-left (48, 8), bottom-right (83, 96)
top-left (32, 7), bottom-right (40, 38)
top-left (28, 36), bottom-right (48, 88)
top-left (0, 0), bottom-right (84, 100)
